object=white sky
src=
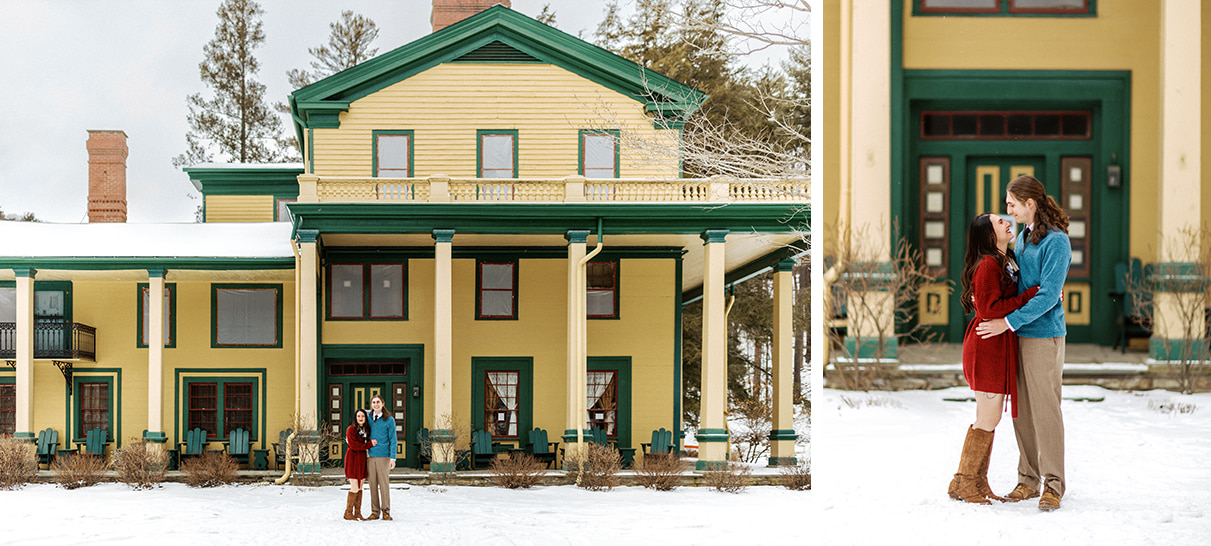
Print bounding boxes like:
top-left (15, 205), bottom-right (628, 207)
top-left (0, 0), bottom-right (802, 224)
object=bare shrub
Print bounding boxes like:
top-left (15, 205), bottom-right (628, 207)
top-left (838, 394), bottom-right (903, 409)
top-left (634, 453), bottom-right (687, 491)
top-left (779, 461), bottom-right (811, 491)
top-left (0, 435), bottom-right (38, 490)
top-left (113, 439), bottom-right (168, 490)
top-left (703, 461), bottom-right (752, 494)
top-left (488, 452), bottom-right (546, 489)
top-left (180, 451), bottom-right (238, 488)
top-left (427, 413), bottom-right (470, 485)
top-left (51, 453), bottom-right (108, 490)
top-left (285, 413), bottom-right (340, 487)
top-left (1149, 400), bottom-right (1198, 415)
top-left (730, 398), bottom-right (771, 463)
top-left (571, 442), bottom-right (621, 492)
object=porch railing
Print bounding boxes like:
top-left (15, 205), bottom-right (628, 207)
top-left (0, 322), bottom-right (97, 361)
top-left (304, 175), bottom-right (809, 204)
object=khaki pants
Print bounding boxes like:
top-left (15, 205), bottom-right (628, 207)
top-left (367, 457), bottom-right (391, 516)
top-left (1013, 336), bottom-right (1066, 497)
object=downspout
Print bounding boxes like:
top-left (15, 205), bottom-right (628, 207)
top-left (276, 240), bottom-right (304, 485)
top-left (722, 285), bottom-right (735, 459)
top-left (574, 219), bottom-right (604, 482)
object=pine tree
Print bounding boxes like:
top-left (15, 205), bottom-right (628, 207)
top-left (0, 205), bottom-right (39, 222)
top-left (173, 0), bottom-right (294, 167)
top-left (285, 10), bottom-right (380, 90)
top-left (535, 4), bottom-right (557, 26)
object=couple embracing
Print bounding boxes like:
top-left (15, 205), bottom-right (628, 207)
top-left (950, 175), bottom-right (1071, 512)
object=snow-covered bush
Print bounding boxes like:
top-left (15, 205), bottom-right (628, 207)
top-left (51, 453), bottom-right (107, 490)
top-left (0, 435), bottom-right (38, 490)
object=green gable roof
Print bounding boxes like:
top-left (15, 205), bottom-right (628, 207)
top-left (288, 5), bottom-right (706, 144)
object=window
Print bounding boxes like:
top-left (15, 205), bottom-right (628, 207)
top-left (212, 284), bottom-right (282, 347)
top-left (275, 198), bottom-right (296, 222)
top-left (328, 263), bottom-right (407, 320)
top-left (580, 130), bottom-right (619, 178)
top-left (471, 358), bottom-right (532, 442)
top-left (138, 283), bottom-right (175, 348)
top-left (921, 111), bottom-right (1090, 140)
top-left (917, 0), bottom-right (1091, 15)
top-left (0, 381), bottom-right (14, 435)
top-left (587, 261), bottom-right (619, 319)
top-left (0, 287), bottom-right (14, 322)
top-left (374, 131), bottom-right (413, 177)
top-left (80, 382), bottom-right (110, 438)
top-left (478, 130), bottom-right (517, 178)
top-left (477, 261), bottom-right (517, 319)
top-left (186, 378), bottom-right (258, 440)
top-left (586, 370), bottom-right (618, 437)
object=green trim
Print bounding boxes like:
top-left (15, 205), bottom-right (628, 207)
top-left (578, 129), bottom-right (620, 178)
top-left (588, 357), bottom-right (632, 448)
top-left (470, 357), bottom-right (533, 442)
top-left (272, 195), bottom-right (298, 222)
top-left (432, 229), bottom-right (456, 244)
top-left (843, 336), bottom-right (900, 359)
top-left (70, 371), bottom-right (120, 446)
top-left (320, 343), bottom-right (424, 467)
top-left (768, 456), bottom-right (799, 467)
top-left (184, 165), bottom-right (303, 197)
top-left (323, 246), bottom-right (684, 262)
top-left (1148, 262), bottom-right (1208, 293)
top-left (695, 428), bottom-right (730, 443)
top-left (911, 0), bottom-right (1096, 17)
top-left (14, 268), bottom-right (36, 278)
top-left (477, 129), bottom-right (519, 178)
top-left (371, 130), bottom-right (415, 178)
top-left (476, 259), bottom-right (519, 320)
top-left (430, 462), bottom-right (456, 472)
top-left (296, 229), bottom-right (320, 244)
top-left (178, 373), bottom-right (264, 443)
top-left (673, 255), bottom-right (683, 451)
top-left (696, 460), bottom-right (728, 471)
top-left (143, 431), bottom-right (168, 443)
top-left (683, 243), bottom-right (807, 304)
top-left (0, 257), bottom-right (294, 270)
top-left (289, 6), bottom-right (703, 136)
top-left (210, 284), bottom-right (284, 348)
top-left (565, 230), bottom-right (590, 245)
top-left (1149, 338), bottom-right (1208, 362)
top-left (560, 428), bottom-right (597, 444)
top-left (325, 262), bottom-right (409, 321)
top-left (769, 429), bottom-right (799, 441)
top-left (775, 258), bottom-right (796, 273)
top-left (136, 283), bottom-right (177, 349)
top-left (700, 229), bottom-right (729, 245)
top-left (290, 202), bottom-right (809, 236)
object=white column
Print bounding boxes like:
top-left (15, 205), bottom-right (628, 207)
top-left (14, 269), bottom-right (35, 439)
top-left (769, 259), bottom-right (799, 466)
top-left (563, 230), bottom-right (589, 468)
top-left (297, 232), bottom-right (320, 425)
top-left (146, 269), bottom-right (167, 445)
top-left (697, 230), bottom-right (729, 470)
top-left (431, 229), bottom-right (456, 472)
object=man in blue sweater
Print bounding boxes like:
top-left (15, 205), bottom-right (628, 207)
top-left (977, 175), bottom-right (1071, 511)
top-left (365, 394), bottom-right (397, 520)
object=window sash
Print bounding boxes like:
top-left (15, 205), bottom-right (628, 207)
top-left (369, 264), bottom-right (405, 318)
top-left (376, 134), bottom-right (411, 177)
top-left (480, 134), bottom-right (515, 179)
top-left (485, 371), bottom-right (520, 438)
top-left (189, 383), bottom-right (218, 436)
top-left (141, 286), bottom-right (173, 346)
top-left (0, 384), bottom-right (15, 435)
top-left (329, 265), bottom-right (365, 318)
top-left (80, 382), bottom-right (110, 435)
top-left (223, 383), bottom-right (254, 436)
top-left (216, 289), bottom-right (277, 345)
top-left (478, 262), bottom-right (516, 319)
top-left (586, 261), bottom-right (617, 318)
top-left (0, 287), bottom-right (14, 322)
top-left (583, 133), bottom-right (617, 178)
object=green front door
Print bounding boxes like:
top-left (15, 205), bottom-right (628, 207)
top-left (321, 346), bottom-right (424, 468)
top-left (967, 157), bottom-right (1045, 219)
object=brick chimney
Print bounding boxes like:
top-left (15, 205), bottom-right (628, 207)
top-left (431, 0), bottom-right (509, 32)
top-left (86, 130), bottom-right (128, 223)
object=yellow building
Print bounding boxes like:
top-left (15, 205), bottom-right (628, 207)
top-left (1, 6), bottom-right (806, 471)
top-left (823, 0), bottom-right (1206, 358)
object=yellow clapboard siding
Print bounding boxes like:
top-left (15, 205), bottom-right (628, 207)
top-left (311, 63), bottom-right (680, 179)
top-left (205, 195), bottom-right (275, 223)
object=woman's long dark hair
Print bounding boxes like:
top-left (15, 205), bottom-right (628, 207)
top-left (353, 409), bottom-right (371, 439)
top-left (1008, 175), bottom-right (1069, 245)
top-left (961, 213), bottom-right (1011, 314)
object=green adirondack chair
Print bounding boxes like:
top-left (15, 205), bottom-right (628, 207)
top-left (588, 427), bottom-right (608, 446)
top-left (76, 427), bottom-right (109, 457)
top-left (180, 427), bottom-right (208, 460)
top-left (415, 427), bottom-right (432, 469)
top-left (226, 428), bottom-right (251, 467)
top-left (272, 428), bottom-right (297, 470)
top-left (642, 427), bottom-right (675, 457)
top-left (470, 429), bottom-right (504, 469)
top-left (525, 427), bottom-right (558, 468)
top-left (36, 428), bottom-right (59, 469)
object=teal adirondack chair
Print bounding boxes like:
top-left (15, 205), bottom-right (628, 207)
top-left (525, 427), bottom-right (558, 468)
top-left (36, 428), bottom-right (59, 469)
top-left (588, 427), bottom-right (608, 446)
top-left (180, 427), bottom-right (208, 460)
top-left (642, 427), bottom-right (675, 457)
top-left (226, 428), bottom-right (251, 467)
top-left (76, 427), bottom-right (109, 457)
top-left (415, 427), bottom-right (432, 468)
top-left (470, 429), bottom-right (504, 469)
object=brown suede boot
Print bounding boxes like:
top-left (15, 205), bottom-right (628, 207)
top-left (1003, 483), bottom-right (1040, 503)
top-left (948, 426), bottom-right (992, 504)
top-left (353, 490), bottom-right (366, 521)
top-left (343, 492), bottom-right (357, 520)
top-left (974, 428), bottom-right (1004, 502)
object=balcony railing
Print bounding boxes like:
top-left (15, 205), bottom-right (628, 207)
top-left (303, 175), bottom-right (809, 204)
top-left (0, 321), bottom-right (97, 361)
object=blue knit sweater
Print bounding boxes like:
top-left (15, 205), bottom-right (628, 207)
top-left (1006, 226), bottom-right (1071, 338)
top-left (366, 410), bottom-right (397, 459)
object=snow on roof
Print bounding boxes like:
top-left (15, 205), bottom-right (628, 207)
top-left (0, 222), bottom-right (295, 259)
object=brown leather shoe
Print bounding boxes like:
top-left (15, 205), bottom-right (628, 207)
top-left (382, 510), bottom-right (393, 521)
top-left (1039, 486), bottom-right (1061, 511)
top-left (1003, 483), bottom-right (1040, 503)
top-left (366, 513), bottom-right (380, 521)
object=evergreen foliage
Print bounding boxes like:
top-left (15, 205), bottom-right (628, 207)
top-left (173, 0), bottom-right (295, 167)
top-left (285, 10), bottom-right (380, 90)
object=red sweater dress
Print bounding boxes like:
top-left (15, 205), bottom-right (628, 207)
top-left (962, 255), bottom-right (1038, 417)
top-left (344, 425), bottom-right (371, 480)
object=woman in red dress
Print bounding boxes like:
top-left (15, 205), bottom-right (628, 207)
top-left (949, 213), bottom-right (1039, 505)
top-left (344, 409), bottom-right (375, 520)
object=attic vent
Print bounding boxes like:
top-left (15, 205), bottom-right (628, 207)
top-left (452, 41), bottom-right (542, 63)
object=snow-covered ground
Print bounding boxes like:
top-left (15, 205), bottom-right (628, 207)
top-left (816, 386), bottom-right (1211, 545)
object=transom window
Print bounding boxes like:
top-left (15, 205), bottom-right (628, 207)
top-left (329, 263), bottom-right (406, 320)
top-left (479, 131), bottom-right (517, 179)
top-left (374, 131), bottom-right (413, 177)
top-left (328, 362), bottom-right (408, 376)
top-left (80, 382), bottom-right (110, 438)
top-left (581, 130), bottom-right (619, 178)
top-left (477, 261), bottom-right (517, 319)
top-left (484, 371), bottom-right (520, 439)
top-left (918, 0), bottom-right (1091, 15)
top-left (187, 380), bottom-right (256, 439)
top-left (587, 261), bottom-right (619, 319)
top-left (213, 285), bottom-right (281, 347)
top-left (586, 371), bottom-right (618, 437)
top-left (0, 383), bottom-right (15, 435)
top-left (921, 111), bottom-right (1090, 140)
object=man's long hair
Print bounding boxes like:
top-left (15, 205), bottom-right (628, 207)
top-left (1008, 175), bottom-right (1069, 245)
